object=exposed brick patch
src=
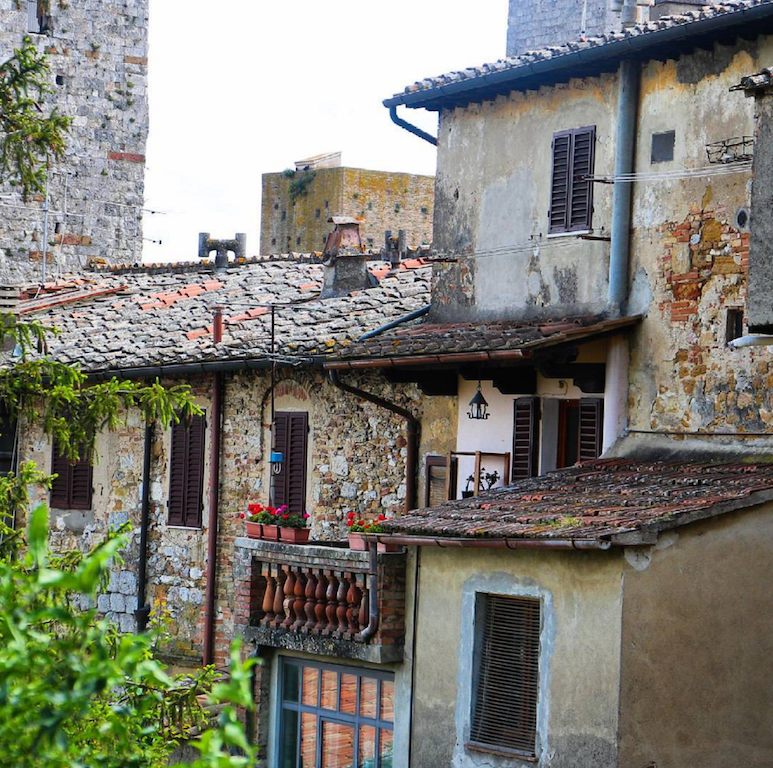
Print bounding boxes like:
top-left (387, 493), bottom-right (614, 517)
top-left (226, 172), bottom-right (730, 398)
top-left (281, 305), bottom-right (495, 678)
top-left (108, 151), bottom-right (146, 164)
top-left (124, 55), bottom-right (148, 65)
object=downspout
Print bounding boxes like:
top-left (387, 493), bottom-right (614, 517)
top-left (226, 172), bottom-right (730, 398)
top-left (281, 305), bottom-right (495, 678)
top-left (328, 370), bottom-right (419, 513)
top-left (358, 305), bottom-right (431, 342)
top-left (388, 106), bottom-right (438, 147)
top-left (608, 58), bottom-right (641, 315)
top-left (359, 542), bottom-right (380, 642)
top-left (203, 307), bottom-right (225, 666)
top-left (245, 645), bottom-right (265, 745)
top-left (406, 545), bottom-right (421, 768)
top-left (134, 422), bottom-right (153, 632)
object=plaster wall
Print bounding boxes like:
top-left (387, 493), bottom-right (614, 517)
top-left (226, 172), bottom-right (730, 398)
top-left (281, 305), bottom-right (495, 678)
top-left (410, 546), bottom-right (623, 768)
top-left (432, 73), bottom-right (618, 322)
top-left (0, 0), bottom-right (149, 281)
top-left (618, 503), bottom-right (773, 768)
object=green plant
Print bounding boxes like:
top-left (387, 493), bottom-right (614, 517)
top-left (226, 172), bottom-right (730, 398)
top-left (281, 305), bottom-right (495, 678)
top-left (289, 170), bottom-right (316, 203)
top-left (347, 512), bottom-right (387, 533)
top-left (243, 503), bottom-right (309, 528)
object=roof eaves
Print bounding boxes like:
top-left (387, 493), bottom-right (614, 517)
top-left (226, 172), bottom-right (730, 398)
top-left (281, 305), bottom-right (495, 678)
top-left (385, 2), bottom-right (773, 110)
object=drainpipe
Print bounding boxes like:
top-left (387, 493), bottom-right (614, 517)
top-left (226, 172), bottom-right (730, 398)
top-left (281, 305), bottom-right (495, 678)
top-left (359, 542), bottom-right (380, 642)
top-left (388, 106), bottom-right (438, 147)
top-left (203, 308), bottom-right (225, 666)
top-left (358, 305), bottom-right (431, 342)
top-left (134, 421), bottom-right (153, 632)
top-left (245, 645), bottom-right (265, 745)
top-left (608, 58), bottom-right (641, 315)
top-left (328, 370), bottom-right (419, 513)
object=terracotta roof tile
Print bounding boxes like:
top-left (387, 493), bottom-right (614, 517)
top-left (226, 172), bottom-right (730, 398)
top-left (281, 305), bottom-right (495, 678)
top-left (384, 459), bottom-right (773, 541)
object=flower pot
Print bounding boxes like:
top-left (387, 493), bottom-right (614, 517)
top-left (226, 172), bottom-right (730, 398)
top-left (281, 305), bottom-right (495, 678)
top-left (348, 533), bottom-right (367, 551)
top-left (262, 524), bottom-right (280, 542)
top-left (280, 527), bottom-right (310, 545)
top-left (245, 521), bottom-right (262, 540)
top-left (376, 541), bottom-right (400, 553)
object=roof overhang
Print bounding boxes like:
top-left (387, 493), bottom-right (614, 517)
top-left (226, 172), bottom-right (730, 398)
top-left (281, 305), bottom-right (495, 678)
top-left (384, 3), bottom-right (773, 111)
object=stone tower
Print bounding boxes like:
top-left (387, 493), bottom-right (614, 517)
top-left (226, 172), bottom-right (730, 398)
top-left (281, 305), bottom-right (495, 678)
top-left (507, 0), bottom-right (621, 56)
top-left (0, 0), bottom-right (149, 284)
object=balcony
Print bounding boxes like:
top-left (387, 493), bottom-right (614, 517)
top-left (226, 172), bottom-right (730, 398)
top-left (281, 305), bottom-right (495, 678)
top-left (233, 537), bottom-right (406, 665)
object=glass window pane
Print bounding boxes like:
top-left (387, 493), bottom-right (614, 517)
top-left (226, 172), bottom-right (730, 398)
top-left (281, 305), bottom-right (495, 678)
top-left (379, 679), bottom-right (394, 723)
top-left (359, 677), bottom-right (377, 719)
top-left (358, 725), bottom-right (376, 768)
top-left (280, 708), bottom-right (299, 768)
top-left (340, 673), bottom-right (357, 715)
top-left (302, 666), bottom-right (319, 707)
top-left (284, 663), bottom-right (300, 703)
top-left (321, 721), bottom-right (354, 768)
top-left (321, 669), bottom-right (338, 710)
top-left (300, 712), bottom-right (317, 768)
top-left (379, 729), bottom-right (394, 768)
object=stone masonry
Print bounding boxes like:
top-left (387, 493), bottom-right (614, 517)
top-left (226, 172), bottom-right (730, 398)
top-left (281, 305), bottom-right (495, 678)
top-left (0, 0), bottom-right (149, 284)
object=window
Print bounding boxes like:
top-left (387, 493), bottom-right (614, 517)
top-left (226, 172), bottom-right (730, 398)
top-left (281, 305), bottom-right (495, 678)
top-left (470, 594), bottom-right (540, 759)
top-left (315, 208), bottom-right (321, 219)
top-left (548, 126), bottom-right (596, 234)
top-left (278, 659), bottom-right (394, 768)
top-left (512, 397), bottom-right (603, 480)
top-left (0, 410), bottom-right (16, 476)
top-left (726, 308), bottom-right (744, 343)
top-left (425, 455), bottom-right (458, 507)
top-left (651, 130), bottom-right (675, 164)
top-left (168, 414), bottom-right (206, 527)
top-left (27, 0), bottom-right (51, 33)
top-left (281, 210), bottom-right (287, 221)
top-left (51, 441), bottom-right (93, 510)
top-left (273, 412), bottom-right (308, 515)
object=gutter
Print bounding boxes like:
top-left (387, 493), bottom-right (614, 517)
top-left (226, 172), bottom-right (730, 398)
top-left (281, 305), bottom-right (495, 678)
top-left (388, 106), bottom-right (437, 146)
top-left (384, 3), bottom-right (773, 110)
top-left (363, 534), bottom-right (611, 550)
top-left (329, 370), bottom-right (419, 513)
top-left (134, 422), bottom-right (153, 632)
top-left (325, 348), bottom-right (532, 371)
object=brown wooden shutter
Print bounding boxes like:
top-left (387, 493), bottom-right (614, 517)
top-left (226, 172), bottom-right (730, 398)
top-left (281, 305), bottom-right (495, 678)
top-left (50, 441), bottom-right (92, 510)
top-left (470, 595), bottom-right (540, 757)
top-left (168, 414), bottom-right (205, 527)
top-left (569, 126), bottom-right (595, 231)
top-left (579, 398), bottom-right (604, 461)
top-left (512, 398), bottom-right (540, 481)
top-left (425, 455), bottom-right (458, 507)
top-left (273, 412), bottom-right (308, 515)
top-left (549, 132), bottom-right (572, 234)
top-left (549, 127), bottom-right (595, 234)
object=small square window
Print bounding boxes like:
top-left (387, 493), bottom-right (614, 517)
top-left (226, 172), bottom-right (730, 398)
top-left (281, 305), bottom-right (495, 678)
top-left (271, 237), bottom-right (276, 246)
top-left (296, 236), bottom-right (301, 246)
top-left (274, 203), bottom-right (279, 210)
top-left (651, 130), bottom-right (675, 164)
top-left (281, 210), bottom-right (286, 221)
top-left (315, 209), bottom-right (321, 219)
top-left (421, 206), bottom-right (429, 215)
top-left (726, 308), bottom-right (744, 343)
top-left (55, 74), bottom-right (65, 86)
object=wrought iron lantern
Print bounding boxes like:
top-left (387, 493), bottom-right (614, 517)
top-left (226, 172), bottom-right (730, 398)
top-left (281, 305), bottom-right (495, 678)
top-left (468, 381), bottom-right (490, 420)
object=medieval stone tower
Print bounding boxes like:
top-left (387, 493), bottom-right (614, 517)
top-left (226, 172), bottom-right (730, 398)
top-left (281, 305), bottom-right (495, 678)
top-left (0, 0), bottom-right (149, 284)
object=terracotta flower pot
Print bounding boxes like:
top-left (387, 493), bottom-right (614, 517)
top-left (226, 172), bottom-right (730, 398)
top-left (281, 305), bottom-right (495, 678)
top-left (348, 532), bottom-right (367, 551)
top-left (245, 521), bottom-right (262, 540)
top-left (262, 524), bottom-right (280, 542)
top-left (280, 527), bottom-right (310, 545)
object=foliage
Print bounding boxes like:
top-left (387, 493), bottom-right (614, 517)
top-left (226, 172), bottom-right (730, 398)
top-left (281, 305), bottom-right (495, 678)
top-left (0, 40), bottom-right (70, 197)
top-left (0, 503), bottom-right (256, 768)
top-left (346, 511), bottom-right (387, 534)
top-left (242, 503), bottom-right (309, 529)
top-left (288, 170), bottom-right (315, 203)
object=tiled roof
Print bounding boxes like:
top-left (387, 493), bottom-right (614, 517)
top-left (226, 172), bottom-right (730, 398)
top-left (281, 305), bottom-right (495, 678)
top-left (387, 1), bottom-right (773, 108)
top-left (330, 315), bottom-right (641, 366)
top-left (383, 459), bottom-right (773, 542)
top-left (21, 257), bottom-right (430, 373)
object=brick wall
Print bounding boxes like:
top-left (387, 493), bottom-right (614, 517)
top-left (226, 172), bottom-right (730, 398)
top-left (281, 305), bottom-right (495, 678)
top-left (0, 0), bottom-right (149, 282)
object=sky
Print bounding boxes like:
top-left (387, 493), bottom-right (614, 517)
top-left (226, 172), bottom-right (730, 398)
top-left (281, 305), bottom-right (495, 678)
top-left (142, 0), bottom-right (509, 262)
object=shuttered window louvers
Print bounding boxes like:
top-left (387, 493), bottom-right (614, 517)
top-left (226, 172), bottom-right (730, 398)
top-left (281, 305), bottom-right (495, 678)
top-left (549, 127), bottom-right (595, 234)
top-left (273, 412), bottom-right (308, 515)
top-left (272, 413), bottom-right (290, 509)
top-left (470, 595), bottom-right (541, 757)
top-left (168, 414), bottom-right (205, 527)
top-left (578, 398), bottom-right (604, 461)
top-left (512, 398), bottom-right (540, 481)
top-left (50, 441), bottom-right (92, 510)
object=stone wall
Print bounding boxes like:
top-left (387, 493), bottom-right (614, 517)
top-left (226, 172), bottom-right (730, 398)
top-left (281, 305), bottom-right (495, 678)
top-left (0, 0), bottom-right (149, 284)
top-left (19, 365), bottom-right (456, 667)
top-left (260, 167), bottom-right (434, 255)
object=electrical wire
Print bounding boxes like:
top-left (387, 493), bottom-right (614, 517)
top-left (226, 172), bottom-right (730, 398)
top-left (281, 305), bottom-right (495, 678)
top-left (588, 160), bottom-right (752, 183)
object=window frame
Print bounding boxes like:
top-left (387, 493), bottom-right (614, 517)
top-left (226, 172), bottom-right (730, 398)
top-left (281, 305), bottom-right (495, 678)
top-left (468, 593), bottom-right (542, 760)
top-left (276, 657), bottom-right (395, 768)
top-left (548, 126), bottom-right (596, 236)
top-left (50, 440), bottom-right (93, 511)
top-left (425, 454), bottom-right (458, 506)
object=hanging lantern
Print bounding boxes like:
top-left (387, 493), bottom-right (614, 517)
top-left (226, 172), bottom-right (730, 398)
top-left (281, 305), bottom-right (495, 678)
top-left (468, 382), bottom-right (489, 420)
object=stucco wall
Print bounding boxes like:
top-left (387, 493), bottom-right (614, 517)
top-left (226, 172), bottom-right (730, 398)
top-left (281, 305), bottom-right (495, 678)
top-left (410, 547), bottom-right (624, 768)
top-left (618, 503), bottom-right (773, 768)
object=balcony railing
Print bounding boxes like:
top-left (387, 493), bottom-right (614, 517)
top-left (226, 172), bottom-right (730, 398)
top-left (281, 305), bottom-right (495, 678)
top-left (234, 537), bottom-right (406, 664)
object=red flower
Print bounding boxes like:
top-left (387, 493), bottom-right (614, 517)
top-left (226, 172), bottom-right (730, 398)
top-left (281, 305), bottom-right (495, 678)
top-left (239, 512), bottom-right (245, 519)
top-left (282, 514), bottom-right (289, 519)
top-left (347, 511), bottom-right (355, 520)
top-left (377, 514), bottom-right (387, 521)
top-left (347, 520), bottom-right (354, 527)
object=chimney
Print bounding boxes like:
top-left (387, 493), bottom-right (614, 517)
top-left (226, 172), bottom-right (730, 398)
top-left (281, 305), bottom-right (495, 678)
top-left (321, 217), bottom-right (372, 298)
top-left (649, 0), bottom-right (711, 21)
top-left (212, 306), bottom-right (224, 343)
top-left (198, 232), bottom-right (246, 270)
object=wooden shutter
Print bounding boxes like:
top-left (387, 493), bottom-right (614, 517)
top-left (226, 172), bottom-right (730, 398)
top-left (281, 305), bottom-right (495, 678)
top-left (549, 127), bottom-right (595, 234)
top-left (470, 595), bottom-right (540, 757)
top-left (168, 414), bottom-right (206, 527)
top-left (512, 398), bottom-right (540, 481)
top-left (50, 441), bottom-right (92, 510)
top-left (425, 455), bottom-right (458, 507)
top-left (579, 398), bottom-right (604, 461)
top-left (273, 412), bottom-right (308, 515)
